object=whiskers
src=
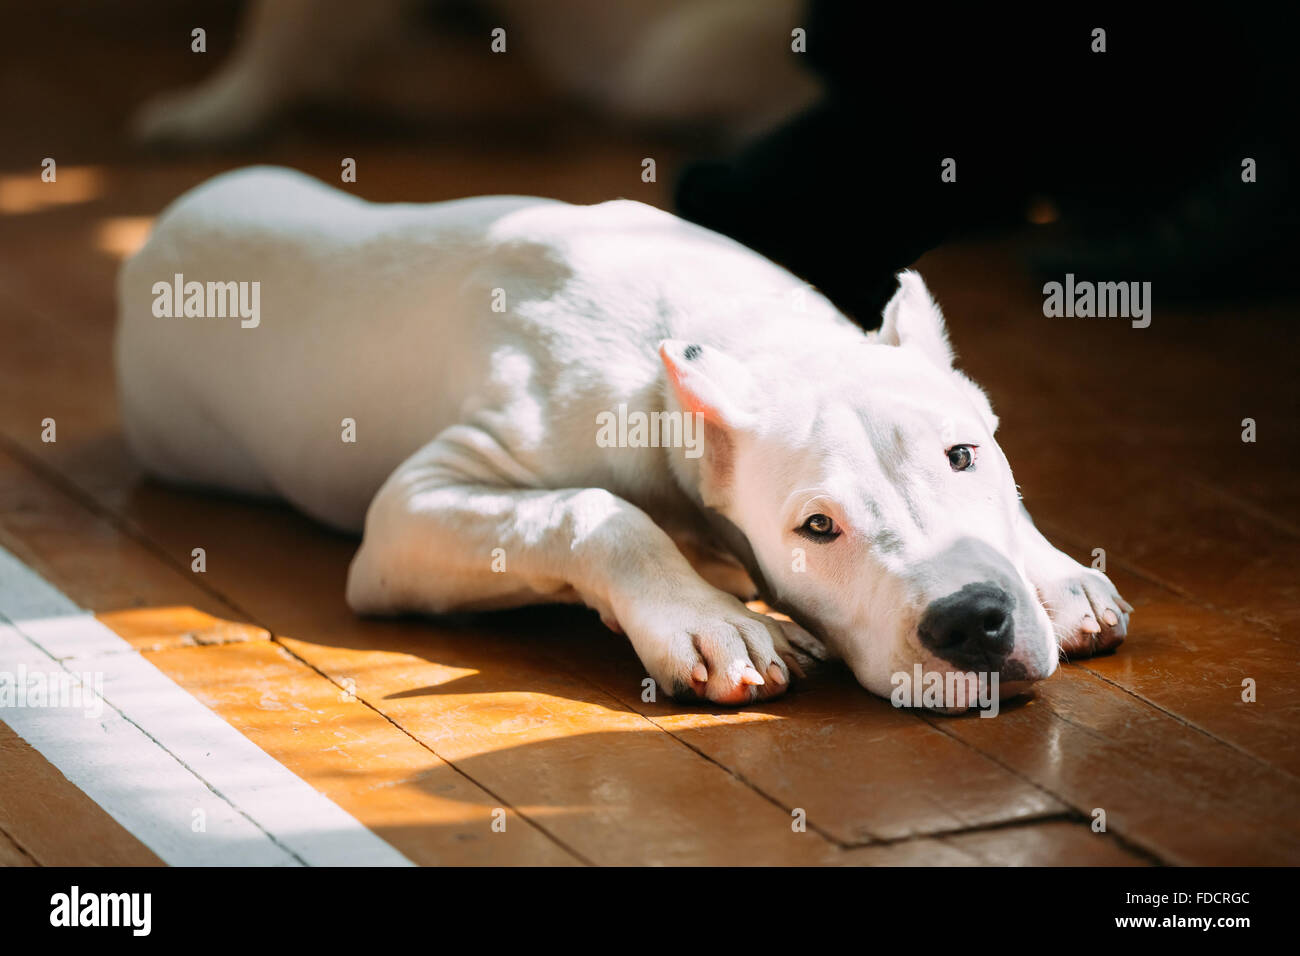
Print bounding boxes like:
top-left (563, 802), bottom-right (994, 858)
top-left (1040, 599), bottom-right (1074, 662)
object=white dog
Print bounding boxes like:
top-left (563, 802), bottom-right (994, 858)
top-left (132, 0), bottom-right (819, 147)
top-left (116, 167), bottom-right (1131, 708)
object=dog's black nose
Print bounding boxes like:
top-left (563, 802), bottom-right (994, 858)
top-left (917, 583), bottom-right (1016, 668)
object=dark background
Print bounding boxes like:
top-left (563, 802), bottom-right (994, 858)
top-left (0, 0), bottom-right (1296, 871)
top-left (4, 2), bottom-right (1296, 325)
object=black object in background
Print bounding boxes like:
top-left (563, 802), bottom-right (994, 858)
top-left (675, 8), bottom-right (1299, 327)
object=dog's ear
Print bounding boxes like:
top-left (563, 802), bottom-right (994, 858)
top-left (658, 339), bottom-right (758, 430)
top-left (880, 273), bottom-right (997, 432)
top-left (878, 270), bottom-right (954, 369)
top-left (659, 339), bottom-right (758, 505)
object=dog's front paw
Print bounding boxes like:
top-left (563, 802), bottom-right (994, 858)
top-left (620, 592), bottom-right (815, 706)
top-left (1037, 567), bottom-right (1133, 658)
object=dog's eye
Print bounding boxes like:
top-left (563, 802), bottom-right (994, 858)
top-left (797, 513), bottom-right (840, 541)
top-left (947, 444), bottom-right (977, 472)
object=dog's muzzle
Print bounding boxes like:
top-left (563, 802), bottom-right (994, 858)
top-left (916, 582), bottom-right (1018, 672)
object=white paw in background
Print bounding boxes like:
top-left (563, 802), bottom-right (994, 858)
top-left (131, 75), bottom-right (278, 148)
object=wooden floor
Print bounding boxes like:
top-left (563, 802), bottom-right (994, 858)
top-left (1, 4), bottom-right (1298, 866)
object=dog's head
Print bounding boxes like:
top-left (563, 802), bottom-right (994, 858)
top-left (660, 271), bottom-right (1055, 709)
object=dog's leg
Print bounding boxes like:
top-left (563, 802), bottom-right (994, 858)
top-left (132, 0), bottom-right (407, 147)
top-left (1018, 503), bottom-right (1132, 657)
top-left (346, 436), bottom-right (807, 705)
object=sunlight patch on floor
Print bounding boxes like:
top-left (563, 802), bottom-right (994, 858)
top-left (0, 164), bottom-right (105, 215)
top-left (94, 215), bottom-right (154, 259)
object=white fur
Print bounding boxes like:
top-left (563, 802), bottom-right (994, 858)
top-left (117, 167), bottom-right (1131, 707)
top-left (131, 0), bottom-right (820, 147)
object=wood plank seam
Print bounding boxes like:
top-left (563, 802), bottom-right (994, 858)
top-left (0, 427), bottom-right (265, 628)
top-left (1185, 475), bottom-right (1300, 540)
top-left (1034, 519), bottom-right (1300, 780)
top-left (552, 665), bottom-right (1071, 850)
top-left (929, 812), bottom-right (1160, 865)
top-left (606, 694), bottom-right (848, 847)
top-left (1039, 516), bottom-right (1286, 638)
top-left (1072, 665), bottom-right (1300, 785)
top-left (920, 716), bottom-right (1172, 865)
top-left (0, 820), bottom-right (40, 866)
top-left (0, 433), bottom-right (595, 864)
top-left (0, 431), bottom-right (1178, 860)
top-left (6, 421), bottom-right (904, 863)
top-left (846, 813), bottom-right (1098, 854)
top-left (0, 334), bottom-right (1280, 864)
top-left (0, 615), bottom-right (310, 865)
top-left (246, 655), bottom-right (600, 867)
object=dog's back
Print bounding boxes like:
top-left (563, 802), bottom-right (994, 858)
top-left (116, 167), bottom-right (852, 530)
top-left (117, 168), bottom-right (556, 526)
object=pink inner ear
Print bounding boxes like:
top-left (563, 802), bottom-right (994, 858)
top-left (659, 344), bottom-right (723, 422)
